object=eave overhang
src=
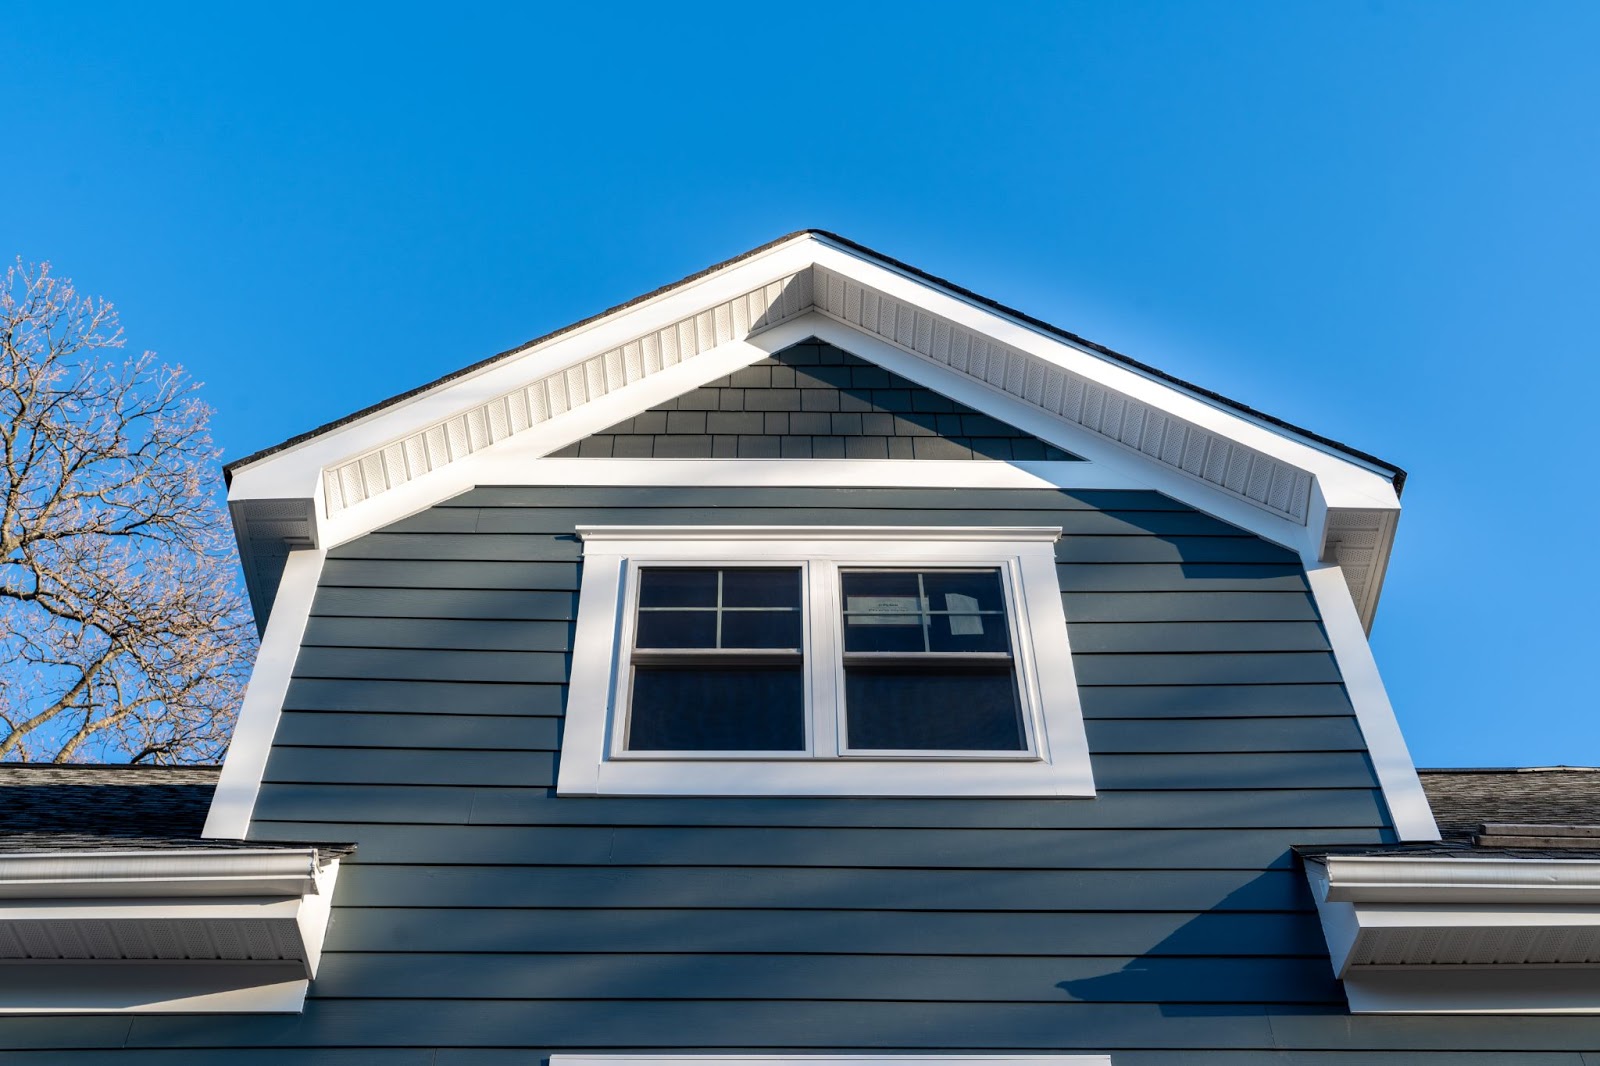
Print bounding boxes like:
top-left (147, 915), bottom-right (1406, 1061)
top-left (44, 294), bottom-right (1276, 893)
top-left (226, 231), bottom-right (1403, 630)
top-left (0, 847), bottom-right (342, 1014)
top-left (1305, 853), bottom-right (1600, 1014)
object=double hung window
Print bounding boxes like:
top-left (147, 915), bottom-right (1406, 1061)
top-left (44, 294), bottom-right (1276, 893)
top-left (559, 527), bottom-right (1094, 798)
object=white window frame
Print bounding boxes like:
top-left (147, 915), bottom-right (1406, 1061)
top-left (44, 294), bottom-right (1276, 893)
top-left (557, 526), bottom-right (1095, 798)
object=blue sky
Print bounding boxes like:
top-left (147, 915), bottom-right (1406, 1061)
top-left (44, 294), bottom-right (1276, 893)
top-left (6, 4), bottom-right (1596, 767)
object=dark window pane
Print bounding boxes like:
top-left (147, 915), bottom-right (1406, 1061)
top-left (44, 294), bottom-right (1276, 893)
top-left (722, 568), bottom-right (801, 609)
top-left (842, 613), bottom-right (925, 652)
top-left (841, 570), bottom-right (921, 605)
top-left (639, 569), bottom-right (717, 608)
top-left (721, 611), bottom-right (802, 650)
top-left (844, 665), bottom-right (1024, 751)
top-left (927, 611), bottom-right (1010, 653)
top-left (636, 610), bottom-right (716, 649)
top-left (629, 666), bottom-right (805, 750)
top-left (922, 569), bottom-right (1007, 615)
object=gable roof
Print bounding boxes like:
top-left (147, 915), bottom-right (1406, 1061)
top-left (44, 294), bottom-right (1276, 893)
top-left (227, 229), bottom-right (1404, 487)
top-left (225, 230), bottom-right (1405, 629)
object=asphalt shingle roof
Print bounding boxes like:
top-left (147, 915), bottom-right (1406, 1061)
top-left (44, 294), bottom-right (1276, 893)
top-left (0, 764), bottom-right (351, 855)
top-left (1420, 768), bottom-right (1600, 836)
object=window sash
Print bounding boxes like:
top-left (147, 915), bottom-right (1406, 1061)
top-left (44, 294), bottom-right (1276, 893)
top-left (612, 557), bottom-right (1038, 761)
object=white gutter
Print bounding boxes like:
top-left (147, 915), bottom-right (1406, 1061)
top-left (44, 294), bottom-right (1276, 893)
top-left (1321, 854), bottom-right (1600, 905)
top-left (0, 848), bottom-right (324, 899)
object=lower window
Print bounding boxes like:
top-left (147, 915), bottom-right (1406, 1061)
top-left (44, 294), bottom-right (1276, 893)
top-left (558, 526), bottom-right (1094, 798)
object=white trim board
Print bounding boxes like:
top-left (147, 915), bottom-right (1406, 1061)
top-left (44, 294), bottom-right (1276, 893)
top-left (203, 549), bottom-right (326, 839)
top-left (1304, 564), bottom-right (1437, 842)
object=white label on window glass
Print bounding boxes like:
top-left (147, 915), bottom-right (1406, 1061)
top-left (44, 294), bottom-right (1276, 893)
top-left (945, 593), bottom-right (984, 635)
top-left (846, 596), bottom-right (921, 624)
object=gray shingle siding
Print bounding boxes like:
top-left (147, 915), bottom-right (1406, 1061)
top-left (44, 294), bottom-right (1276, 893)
top-left (3, 486), bottom-right (1577, 1059)
top-left (549, 340), bottom-right (1083, 461)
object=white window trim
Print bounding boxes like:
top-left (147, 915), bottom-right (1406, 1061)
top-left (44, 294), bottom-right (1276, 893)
top-left (552, 1058), bottom-right (1112, 1066)
top-left (558, 526), bottom-right (1094, 798)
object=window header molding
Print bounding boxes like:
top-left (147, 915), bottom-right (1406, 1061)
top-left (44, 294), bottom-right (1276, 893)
top-left (577, 524), bottom-right (1064, 545)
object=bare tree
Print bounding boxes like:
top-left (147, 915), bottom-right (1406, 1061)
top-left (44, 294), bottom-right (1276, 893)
top-left (0, 261), bottom-right (255, 764)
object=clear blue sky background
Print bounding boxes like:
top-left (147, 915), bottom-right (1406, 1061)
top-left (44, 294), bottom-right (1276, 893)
top-left (6, 4), bottom-right (1596, 767)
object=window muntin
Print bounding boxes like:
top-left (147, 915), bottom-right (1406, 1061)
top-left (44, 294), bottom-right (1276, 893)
top-left (619, 560), bottom-right (1037, 761)
top-left (839, 568), bottom-right (1025, 753)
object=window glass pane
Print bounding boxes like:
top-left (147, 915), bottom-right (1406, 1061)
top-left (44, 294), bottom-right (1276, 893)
top-left (927, 610), bottom-right (1010, 653)
top-left (842, 614), bottom-right (925, 653)
top-left (841, 570), bottom-right (921, 605)
top-left (636, 610), bottom-right (716, 649)
top-left (629, 666), bottom-right (805, 750)
top-left (722, 568), bottom-right (801, 609)
top-left (922, 570), bottom-right (1007, 615)
top-left (722, 610), bottom-right (803, 650)
top-left (844, 665), bottom-right (1024, 751)
top-left (639, 569), bottom-right (718, 608)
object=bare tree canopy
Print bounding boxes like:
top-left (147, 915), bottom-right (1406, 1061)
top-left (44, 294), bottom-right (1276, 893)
top-left (0, 261), bottom-right (255, 763)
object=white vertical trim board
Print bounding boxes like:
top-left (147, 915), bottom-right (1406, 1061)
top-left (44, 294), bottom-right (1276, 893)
top-left (203, 549), bottom-right (327, 840)
top-left (1306, 564), bottom-right (1439, 841)
top-left (553, 1049), bottom-right (1113, 1056)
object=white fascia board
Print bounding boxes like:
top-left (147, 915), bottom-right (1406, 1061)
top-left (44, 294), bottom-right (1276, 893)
top-left (0, 960), bottom-right (308, 1014)
top-left (808, 237), bottom-right (1401, 509)
top-left (227, 235), bottom-right (823, 504)
top-left (204, 549), bottom-right (326, 839)
top-left (1305, 564), bottom-right (1438, 842)
top-left (0, 848), bottom-right (320, 899)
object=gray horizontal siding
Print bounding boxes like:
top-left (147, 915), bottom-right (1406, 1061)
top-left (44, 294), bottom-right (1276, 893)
top-left (255, 486), bottom-right (1389, 1059)
top-left (310, 952), bottom-right (1346, 1003)
top-left (22, 483), bottom-right (1567, 1058)
top-left (253, 786), bottom-right (1390, 830)
top-left (15, 1003), bottom-right (1600, 1055)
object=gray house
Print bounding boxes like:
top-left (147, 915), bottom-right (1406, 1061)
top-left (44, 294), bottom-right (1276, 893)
top-left (4, 231), bottom-right (1599, 1061)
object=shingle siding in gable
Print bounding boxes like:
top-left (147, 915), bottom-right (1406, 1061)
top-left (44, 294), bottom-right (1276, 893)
top-left (5, 486), bottom-right (1574, 1060)
top-left (549, 340), bottom-right (1082, 460)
